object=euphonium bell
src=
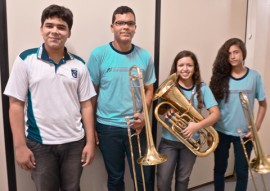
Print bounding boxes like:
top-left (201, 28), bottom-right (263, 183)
top-left (153, 73), bottom-right (219, 157)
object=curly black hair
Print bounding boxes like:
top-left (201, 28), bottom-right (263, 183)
top-left (209, 38), bottom-right (246, 102)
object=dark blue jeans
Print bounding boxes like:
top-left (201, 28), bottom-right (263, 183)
top-left (26, 138), bottom-right (85, 191)
top-left (96, 122), bottom-right (154, 191)
top-left (214, 132), bottom-right (252, 191)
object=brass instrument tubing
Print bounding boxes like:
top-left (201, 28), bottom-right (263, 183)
top-left (238, 129), bottom-right (258, 191)
top-left (238, 92), bottom-right (269, 191)
top-left (126, 65), bottom-right (167, 191)
top-left (126, 116), bottom-right (145, 191)
top-left (126, 117), bottom-right (138, 191)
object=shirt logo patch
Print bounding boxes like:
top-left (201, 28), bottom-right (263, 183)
top-left (71, 69), bottom-right (78, 78)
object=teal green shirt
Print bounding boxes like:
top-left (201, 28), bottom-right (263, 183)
top-left (87, 42), bottom-right (156, 127)
top-left (215, 68), bottom-right (265, 136)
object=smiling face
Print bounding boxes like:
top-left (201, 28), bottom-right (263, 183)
top-left (111, 13), bottom-right (136, 44)
top-left (176, 56), bottom-right (195, 83)
top-left (40, 17), bottom-right (71, 53)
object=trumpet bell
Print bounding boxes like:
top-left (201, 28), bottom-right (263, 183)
top-left (138, 146), bottom-right (167, 166)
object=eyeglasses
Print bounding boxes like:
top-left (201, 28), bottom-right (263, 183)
top-left (114, 21), bottom-right (136, 27)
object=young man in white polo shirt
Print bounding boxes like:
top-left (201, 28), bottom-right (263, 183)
top-left (4, 4), bottom-right (96, 191)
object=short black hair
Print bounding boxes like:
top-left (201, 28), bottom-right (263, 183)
top-left (112, 6), bottom-right (136, 24)
top-left (41, 4), bottom-right (73, 30)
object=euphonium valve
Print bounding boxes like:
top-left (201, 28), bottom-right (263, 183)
top-left (153, 73), bottom-right (219, 157)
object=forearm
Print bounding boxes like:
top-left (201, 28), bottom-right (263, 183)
top-left (81, 100), bottom-right (95, 145)
top-left (255, 99), bottom-right (267, 130)
top-left (9, 97), bottom-right (27, 148)
top-left (91, 85), bottom-right (98, 120)
top-left (144, 84), bottom-right (154, 113)
top-left (197, 106), bottom-right (220, 130)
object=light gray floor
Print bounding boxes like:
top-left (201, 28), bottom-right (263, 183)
top-left (190, 173), bottom-right (270, 191)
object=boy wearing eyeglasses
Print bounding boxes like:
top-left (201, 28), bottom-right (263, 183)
top-left (87, 5), bottom-right (155, 191)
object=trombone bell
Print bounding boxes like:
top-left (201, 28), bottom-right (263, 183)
top-left (128, 65), bottom-right (167, 165)
top-left (138, 146), bottom-right (167, 166)
top-left (239, 92), bottom-right (270, 191)
top-left (127, 65), bottom-right (167, 191)
top-left (250, 156), bottom-right (270, 174)
top-left (239, 92), bottom-right (270, 174)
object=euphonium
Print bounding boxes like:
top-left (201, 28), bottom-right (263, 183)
top-left (238, 92), bottom-right (270, 191)
top-left (153, 73), bottom-right (219, 157)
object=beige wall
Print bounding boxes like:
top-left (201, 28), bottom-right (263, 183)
top-left (6, 0), bottom-right (155, 64)
top-left (2, 0), bottom-right (269, 190)
top-left (245, 0), bottom-right (270, 154)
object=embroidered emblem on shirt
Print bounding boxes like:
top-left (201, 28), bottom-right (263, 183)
top-left (106, 68), bottom-right (112, 73)
top-left (71, 69), bottom-right (78, 78)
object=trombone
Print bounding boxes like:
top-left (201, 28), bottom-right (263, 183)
top-left (238, 92), bottom-right (270, 191)
top-left (126, 65), bottom-right (167, 191)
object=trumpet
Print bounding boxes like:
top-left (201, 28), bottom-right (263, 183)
top-left (238, 92), bottom-right (270, 191)
top-left (153, 73), bottom-right (219, 157)
top-left (126, 65), bottom-right (167, 191)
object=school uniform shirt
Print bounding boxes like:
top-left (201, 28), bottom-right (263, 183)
top-left (87, 42), bottom-right (156, 127)
top-left (4, 44), bottom-right (96, 144)
top-left (215, 67), bottom-right (265, 136)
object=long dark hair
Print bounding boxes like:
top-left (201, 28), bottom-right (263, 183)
top-left (209, 38), bottom-right (246, 102)
top-left (170, 50), bottom-right (203, 109)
